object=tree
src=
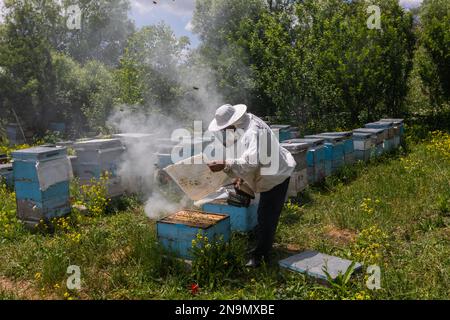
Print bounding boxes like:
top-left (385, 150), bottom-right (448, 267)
top-left (59, 0), bottom-right (134, 66)
top-left (0, 0), bottom-right (64, 134)
top-left (419, 0), bottom-right (450, 101)
top-left (115, 23), bottom-right (190, 117)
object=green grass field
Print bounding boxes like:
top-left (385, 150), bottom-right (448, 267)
top-left (1, 134), bottom-right (449, 300)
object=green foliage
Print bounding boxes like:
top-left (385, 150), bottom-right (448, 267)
top-left (71, 174), bottom-right (111, 217)
top-left (191, 233), bottom-right (247, 290)
top-left (419, 0), bottom-right (450, 100)
top-left (0, 182), bottom-right (22, 241)
top-left (323, 261), bottom-right (358, 297)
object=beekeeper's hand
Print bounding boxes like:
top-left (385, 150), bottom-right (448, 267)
top-left (207, 161), bottom-right (225, 172)
top-left (233, 178), bottom-right (243, 190)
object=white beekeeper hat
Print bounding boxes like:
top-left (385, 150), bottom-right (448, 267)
top-left (208, 104), bottom-right (247, 132)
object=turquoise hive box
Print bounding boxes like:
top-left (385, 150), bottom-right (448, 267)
top-left (157, 210), bottom-right (231, 259)
top-left (202, 201), bottom-right (258, 233)
top-left (12, 146), bottom-right (71, 228)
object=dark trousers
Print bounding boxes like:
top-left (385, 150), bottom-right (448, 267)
top-left (254, 177), bottom-right (290, 259)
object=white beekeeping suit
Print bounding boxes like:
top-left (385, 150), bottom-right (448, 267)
top-left (222, 112), bottom-right (296, 193)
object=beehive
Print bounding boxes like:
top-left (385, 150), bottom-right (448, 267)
top-left (365, 122), bottom-right (394, 139)
top-left (202, 201), bottom-right (258, 233)
top-left (280, 141), bottom-right (309, 171)
top-left (353, 128), bottom-right (385, 145)
top-left (287, 168), bottom-right (309, 196)
top-left (306, 135), bottom-right (345, 172)
top-left (322, 132), bottom-right (354, 155)
top-left (73, 139), bottom-right (125, 197)
top-left (270, 125), bottom-right (292, 142)
top-left (380, 118), bottom-right (404, 136)
top-left (12, 146), bottom-right (71, 228)
top-left (380, 119), bottom-right (405, 147)
top-left (0, 163), bottom-right (13, 187)
top-left (288, 127), bottom-right (300, 139)
top-left (157, 210), bottom-right (231, 259)
top-left (286, 139), bottom-right (326, 184)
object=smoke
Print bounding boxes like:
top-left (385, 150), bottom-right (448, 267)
top-left (107, 50), bottom-right (228, 220)
top-left (144, 192), bottom-right (190, 220)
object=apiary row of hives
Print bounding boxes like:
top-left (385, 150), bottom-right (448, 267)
top-left (276, 119), bottom-right (404, 195)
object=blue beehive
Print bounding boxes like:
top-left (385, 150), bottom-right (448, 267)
top-left (73, 139), bottom-right (125, 197)
top-left (12, 146), bottom-right (71, 227)
top-left (306, 135), bottom-right (344, 172)
top-left (271, 125), bottom-right (291, 142)
top-left (0, 163), bottom-right (14, 187)
top-left (285, 139), bottom-right (326, 184)
top-left (321, 132), bottom-right (354, 153)
top-left (157, 210), bottom-right (231, 259)
top-left (202, 201), bottom-right (258, 233)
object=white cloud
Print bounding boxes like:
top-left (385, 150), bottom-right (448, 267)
top-left (131, 0), bottom-right (195, 17)
top-left (185, 20), bottom-right (193, 32)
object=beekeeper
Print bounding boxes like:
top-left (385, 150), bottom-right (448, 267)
top-left (207, 104), bottom-right (296, 267)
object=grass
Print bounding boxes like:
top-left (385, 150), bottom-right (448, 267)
top-left (0, 134), bottom-right (449, 300)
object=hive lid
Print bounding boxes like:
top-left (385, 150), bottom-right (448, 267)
top-left (306, 134), bottom-right (345, 143)
top-left (353, 128), bottom-right (385, 135)
top-left (321, 131), bottom-right (353, 138)
top-left (159, 210), bottom-right (229, 229)
top-left (11, 146), bottom-right (67, 160)
top-left (380, 118), bottom-right (404, 125)
top-left (74, 138), bottom-right (123, 150)
top-left (352, 132), bottom-right (375, 139)
top-left (0, 163), bottom-right (13, 171)
top-left (365, 121), bottom-right (393, 128)
top-left (281, 142), bottom-right (310, 152)
top-left (271, 125), bottom-right (291, 130)
top-left (285, 138), bottom-right (324, 147)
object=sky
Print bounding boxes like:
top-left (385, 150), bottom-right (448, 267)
top-left (0, 0), bottom-right (424, 47)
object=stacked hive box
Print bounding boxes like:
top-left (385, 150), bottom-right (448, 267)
top-left (286, 138), bottom-right (326, 185)
top-left (306, 135), bottom-right (344, 175)
top-left (352, 132), bottom-right (376, 162)
top-left (288, 127), bottom-right (300, 140)
top-left (72, 139), bottom-right (125, 198)
top-left (0, 163), bottom-right (14, 187)
top-left (365, 122), bottom-right (395, 153)
top-left (280, 141), bottom-right (309, 196)
top-left (271, 125), bottom-right (292, 142)
top-left (12, 146), bottom-right (71, 228)
top-left (202, 201), bottom-right (258, 233)
top-left (353, 128), bottom-right (385, 157)
top-left (323, 132), bottom-right (355, 165)
top-left (381, 118), bottom-right (404, 148)
top-left (157, 210), bottom-right (231, 259)
top-left (0, 153), bottom-right (8, 164)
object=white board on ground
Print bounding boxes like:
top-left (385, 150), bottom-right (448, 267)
top-left (279, 250), bottom-right (362, 281)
